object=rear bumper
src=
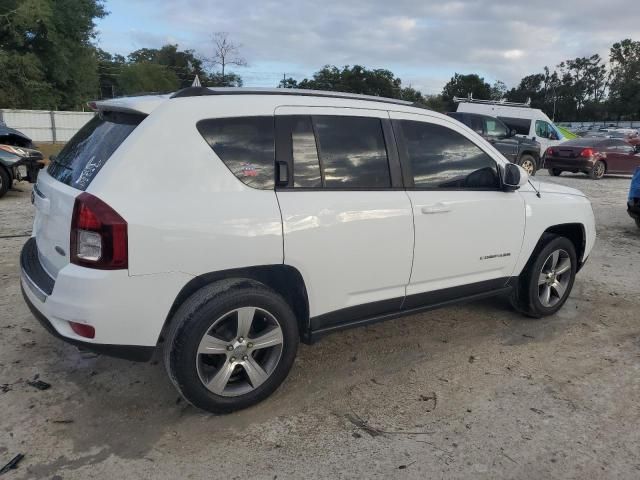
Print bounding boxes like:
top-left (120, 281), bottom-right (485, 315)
top-left (20, 237), bottom-right (192, 361)
top-left (545, 158), bottom-right (595, 171)
top-left (21, 284), bottom-right (155, 362)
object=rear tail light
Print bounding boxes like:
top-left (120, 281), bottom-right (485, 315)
top-left (546, 147), bottom-right (556, 156)
top-left (580, 148), bottom-right (595, 157)
top-left (70, 193), bottom-right (128, 269)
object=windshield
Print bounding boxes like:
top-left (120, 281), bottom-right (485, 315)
top-left (47, 111), bottom-right (144, 190)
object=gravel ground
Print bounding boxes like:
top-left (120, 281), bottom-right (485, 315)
top-left (1, 172), bottom-right (639, 479)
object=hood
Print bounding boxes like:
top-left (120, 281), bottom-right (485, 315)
top-left (0, 124), bottom-right (33, 147)
top-left (529, 179), bottom-right (586, 197)
top-left (0, 144), bottom-right (44, 164)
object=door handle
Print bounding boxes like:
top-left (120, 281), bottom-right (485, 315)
top-left (421, 203), bottom-right (451, 214)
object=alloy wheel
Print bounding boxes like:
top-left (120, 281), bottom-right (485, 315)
top-left (594, 162), bottom-right (605, 178)
top-left (195, 307), bottom-right (284, 397)
top-left (537, 249), bottom-right (572, 308)
top-left (521, 159), bottom-right (535, 176)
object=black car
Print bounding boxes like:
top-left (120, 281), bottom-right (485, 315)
top-left (447, 112), bottom-right (541, 175)
top-left (0, 122), bottom-right (44, 198)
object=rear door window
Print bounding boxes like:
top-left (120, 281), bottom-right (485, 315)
top-left (197, 117), bottom-right (275, 189)
top-left (483, 116), bottom-right (508, 138)
top-left (47, 112), bottom-right (143, 190)
top-left (291, 117), bottom-right (322, 188)
top-left (467, 115), bottom-right (484, 135)
top-left (535, 120), bottom-right (554, 138)
top-left (313, 116), bottom-right (390, 188)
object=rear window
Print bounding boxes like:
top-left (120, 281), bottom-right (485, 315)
top-left (498, 116), bottom-right (531, 136)
top-left (197, 117), bottom-right (275, 190)
top-left (47, 112), bottom-right (143, 190)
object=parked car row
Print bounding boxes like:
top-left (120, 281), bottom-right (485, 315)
top-left (0, 121), bottom-right (44, 198)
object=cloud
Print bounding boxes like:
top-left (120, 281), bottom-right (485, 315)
top-left (96, 0), bottom-right (640, 93)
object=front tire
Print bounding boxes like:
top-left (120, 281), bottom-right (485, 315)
top-left (589, 160), bottom-right (605, 180)
top-left (549, 168), bottom-right (562, 177)
top-left (0, 167), bottom-right (10, 198)
top-left (511, 235), bottom-right (577, 318)
top-left (164, 279), bottom-right (299, 413)
top-left (518, 154), bottom-right (537, 176)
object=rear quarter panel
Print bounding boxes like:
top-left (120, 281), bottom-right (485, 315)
top-left (86, 98), bottom-right (284, 277)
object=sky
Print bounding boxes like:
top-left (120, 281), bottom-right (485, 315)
top-left (94, 0), bottom-right (640, 95)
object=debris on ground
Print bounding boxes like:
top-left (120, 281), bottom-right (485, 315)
top-left (419, 392), bottom-right (438, 412)
top-left (0, 453), bottom-right (25, 475)
top-left (27, 379), bottom-right (51, 391)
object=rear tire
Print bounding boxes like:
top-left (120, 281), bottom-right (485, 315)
top-left (549, 168), bottom-right (562, 177)
top-left (511, 234), bottom-right (577, 318)
top-left (589, 161), bottom-right (605, 180)
top-left (164, 279), bottom-right (299, 414)
top-left (518, 154), bottom-right (537, 176)
top-left (0, 167), bottom-right (10, 198)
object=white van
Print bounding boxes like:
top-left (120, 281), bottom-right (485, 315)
top-left (456, 98), bottom-right (567, 154)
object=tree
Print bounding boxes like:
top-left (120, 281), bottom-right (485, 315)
top-left (96, 48), bottom-right (125, 99)
top-left (117, 63), bottom-right (179, 95)
top-left (0, 0), bottom-right (107, 109)
top-left (127, 44), bottom-right (206, 89)
top-left (208, 32), bottom-right (247, 84)
top-left (278, 77), bottom-right (298, 88)
top-left (608, 39), bottom-right (640, 119)
top-left (441, 74), bottom-right (492, 110)
top-left (490, 80), bottom-right (507, 100)
top-left (276, 65), bottom-right (446, 110)
top-left (205, 71), bottom-right (243, 87)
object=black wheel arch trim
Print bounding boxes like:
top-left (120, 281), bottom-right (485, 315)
top-left (161, 265), bottom-right (311, 344)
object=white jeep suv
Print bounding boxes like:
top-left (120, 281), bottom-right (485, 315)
top-left (20, 88), bottom-right (596, 413)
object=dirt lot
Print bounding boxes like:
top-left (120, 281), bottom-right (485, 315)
top-left (1, 172), bottom-right (639, 479)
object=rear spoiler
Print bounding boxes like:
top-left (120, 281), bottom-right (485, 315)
top-left (87, 94), bottom-right (171, 116)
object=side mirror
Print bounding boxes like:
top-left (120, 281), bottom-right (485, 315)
top-left (549, 131), bottom-right (559, 140)
top-left (509, 129), bottom-right (517, 137)
top-left (634, 144), bottom-right (640, 153)
top-left (503, 163), bottom-right (528, 191)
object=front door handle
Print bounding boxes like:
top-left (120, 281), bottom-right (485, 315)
top-left (421, 203), bottom-right (451, 214)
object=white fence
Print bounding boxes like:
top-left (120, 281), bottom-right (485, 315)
top-left (0, 109), bottom-right (95, 143)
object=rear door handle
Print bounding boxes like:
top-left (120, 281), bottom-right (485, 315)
top-left (421, 203), bottom-right (451, 214)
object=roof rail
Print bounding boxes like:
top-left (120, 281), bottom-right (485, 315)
top-left (453, 95), bottom-right (531, 108)
top-left (170, 86), bottom-right (416, 106)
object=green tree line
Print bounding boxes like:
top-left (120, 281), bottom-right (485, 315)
top-left (1, 0), bottom-right (639, 120)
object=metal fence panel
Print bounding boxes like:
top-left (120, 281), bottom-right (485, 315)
top-left (0, 109), bottom-right (95, 143)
